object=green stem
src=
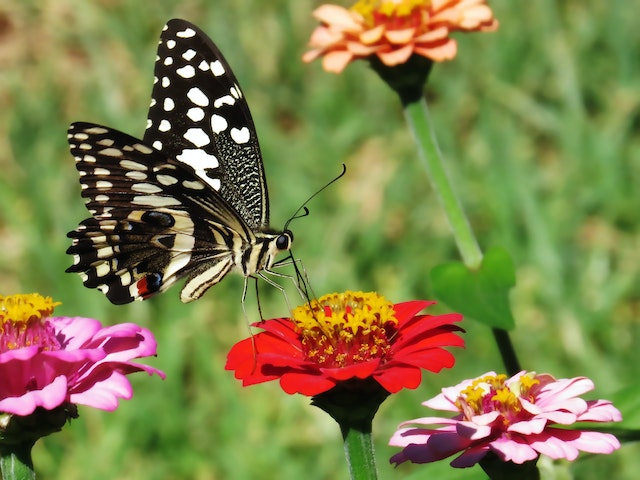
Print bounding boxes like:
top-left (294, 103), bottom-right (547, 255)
top-left (341, 425), bottom-right (378, 480)
top-left (402, 97), bottom-right (483, 269)
top-left (0, 443), bottom-right (36, 480)
top-left (403, 96), bottom-right (521, 375)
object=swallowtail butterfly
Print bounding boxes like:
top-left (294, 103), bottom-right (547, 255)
top-left (66, 19), bottom-right (293, 305)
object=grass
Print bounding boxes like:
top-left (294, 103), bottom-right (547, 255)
top-left (1, 0), bottom-right (639, 478)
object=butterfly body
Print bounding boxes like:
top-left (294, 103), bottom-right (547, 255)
top-left (66, 19), bottom-right (292, 304)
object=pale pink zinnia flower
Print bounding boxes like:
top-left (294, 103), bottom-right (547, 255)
top-left (390, 371), bottom-right (621, 467)
top-left (303, 0), bottom-right (499, 73)
top-left (0, 294), bottom-right (164, 422)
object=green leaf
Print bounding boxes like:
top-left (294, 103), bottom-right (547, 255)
top-left (430, 247), bottom-right (516, 330)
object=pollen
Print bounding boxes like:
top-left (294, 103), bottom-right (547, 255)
top-left (352, 0), bottom-right (429, 26)
top-left (455, 373), bottom-right (541, 422)
top-left (292, 291), bottom-right (398, 368)
top-left (0, 293), bottom-right (61, 352)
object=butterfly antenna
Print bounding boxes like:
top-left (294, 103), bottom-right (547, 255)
top-left (284, 164), bottom-right (346, 231)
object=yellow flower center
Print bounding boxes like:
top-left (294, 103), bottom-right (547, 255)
top-left (292, 291), bottom-right (398, 368)
top-left (352, 0), bottom-right (431, 26)
top-left (455, 373), bottom-right (540, 423)
top-left (0, 293), bottom-right (61, 351)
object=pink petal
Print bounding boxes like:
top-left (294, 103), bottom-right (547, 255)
top-left (509, 417), bottom-right (547, 435)
top-left (0, 376), bottom-right (68, 415)
top-left (490, 436), bottom-right (539, 464)
top-left (578, 400), bottom-right (622, 422)
top-left (70, 371), bottom-right (133, 411)
top-left (450, 445), bottom-right (490, 467)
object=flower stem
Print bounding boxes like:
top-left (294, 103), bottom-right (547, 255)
top-left (0, 443), bottom-right (36, 480)
top-left (403, 96), bottom-right (521, 376)
top-left (402, 97), bottom-right (483, 268)
top-left (341, 425), bottom-right (378, 480)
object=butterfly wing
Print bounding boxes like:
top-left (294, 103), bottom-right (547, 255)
top-left (66, 122), bottom-right (254, 304)
top-left (143, 18), bottom-right (269, 231)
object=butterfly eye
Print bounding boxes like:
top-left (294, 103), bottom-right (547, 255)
top-left (276, 232), bottom-right (292, 251)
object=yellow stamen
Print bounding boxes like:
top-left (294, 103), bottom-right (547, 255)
top-left (352, 0), bottom-right (431, 19)
top-left (0, 294), bottom-right (60, 326)
top-left (292, 291), bottom-right (398, 367)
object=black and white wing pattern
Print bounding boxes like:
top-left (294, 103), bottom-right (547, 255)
top-left (66, 19), bottom-right (292, 305)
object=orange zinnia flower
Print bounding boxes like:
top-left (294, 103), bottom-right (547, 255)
top-left (303, 0), bottom-right (498, 73)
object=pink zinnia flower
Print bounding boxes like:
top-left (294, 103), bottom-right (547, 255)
top-left (390, 371), bottom-right (622, 467)
top-left (303, 0), bottom-right (499, 73)
top-left (0, 293), bottom-right (164, 420)
top-left (226, 291), bottom-right (464, 396)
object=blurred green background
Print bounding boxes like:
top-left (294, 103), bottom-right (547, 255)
top-left (1, 0), bottom-right (639, 478)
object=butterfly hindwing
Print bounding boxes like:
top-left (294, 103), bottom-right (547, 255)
top-left (66, 122), bottom-right (252, 304)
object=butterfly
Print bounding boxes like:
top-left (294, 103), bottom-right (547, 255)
top-left (66, 19), bottom-right (293, 305)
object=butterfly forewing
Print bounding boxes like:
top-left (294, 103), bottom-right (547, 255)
top-left (144, 19), bottom-right (268, 230)
top-left (66, 19), bottom-right (292, 304)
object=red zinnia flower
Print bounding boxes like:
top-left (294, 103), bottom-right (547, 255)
top-left (226, 291), bottom-right (464, 396)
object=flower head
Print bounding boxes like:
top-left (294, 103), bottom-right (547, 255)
top-left (225, 291), bottom-right (464, 396)
top-left (303, 0), bottom-right (498, 73)
top-left (390, 371), bottom-right (622, 468)
top-left (0, 293), bottom-right (164, 439)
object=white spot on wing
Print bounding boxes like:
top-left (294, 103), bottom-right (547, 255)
top-left (96, 180), bottom-right (113, 189)
top-left (164, 56), bottom-right (173, 66)
top-left (210, 60), bottom-right (225, 76)
top-left (213, 95), bottom-right (235, 108)
top-left (166, 39), bottom-right (176, 49)
top-left (134, 144), bottom-right (153, 154)
top-left (183, 128), bottom-right (210, 147)
top-left (162, 76), bottom-right (170, 88)
top-left (132, 183), bottom-right (163, 194)
top-left (187, 87), bottom-right (209, 106)
top-left (182, 180), bottom-right (206, 190)
top-left (176, 149), bottom-right (219, 168)
top-left (132, 195), bottom-right (182, 207)
top-left (230, 127), bottom-right (250, 144)
top-left (164, 98), bottom-right (175, 111)
top-left (85, 127), bottom-right (108, 134)
top-left (153, 140), bottom-right (163, 150)
top-left (211, 114), bottom-right (228, 133)
top-left (120, 160), bottom-right (147, 171)
top-left (176, 65), bottom-right (196, 78)
top-left (182, 49), bottom-right (197, 61)
top-left (187, 107), bottom-right (204, 122)
top-left (157, 175), bottom-right (178, 185)
top-left (159, 119), bottom-right (171, 132)
top-left (177, 28), bottom-right (196, 38)
top-left (126, 170), bottom-right (147, 181)
top-left (100, 148), bottom-right (124, 157)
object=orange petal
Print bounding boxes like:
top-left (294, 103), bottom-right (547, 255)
top-left (347, 41), bottom-right (380, 56)
top-left (415, 38), bottom-right (458, 62)
top-left (377, 43), bottom-right (415, 66)
top-left (414, 26), bottom-right (450, 43)
top-left (313, 4), bottom-right (363, 33)
top-left (307, 26), bottom-right (343, 48)
top-left (359, 25), bottom-right (386, 45)
top-left (385, 28), bottom-right (417, 45)
top-left (322, 50), bottom-right (354, 73)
